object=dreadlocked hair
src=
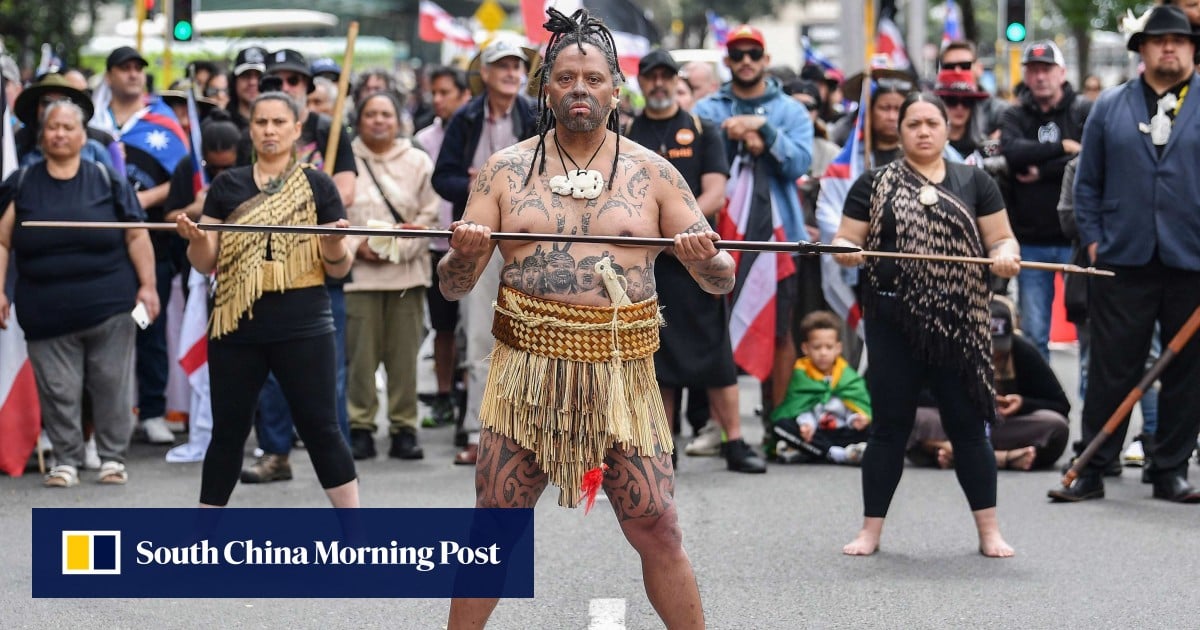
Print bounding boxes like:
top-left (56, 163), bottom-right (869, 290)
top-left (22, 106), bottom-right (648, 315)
top-left (523, 7), bottom-right (625, 191)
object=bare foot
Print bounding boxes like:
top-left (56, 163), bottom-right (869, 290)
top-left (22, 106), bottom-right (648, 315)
top-left (843, 530), bottom-right (880, 556)
top-left (979, 531), bottom-right (1015, 558)
top-left (1006, 446), bottom-right (1036, 471)
top-left (936, 446), bottom-right (954, 469)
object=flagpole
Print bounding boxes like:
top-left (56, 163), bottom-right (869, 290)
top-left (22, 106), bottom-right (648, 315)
top-left (20, 221), bottom-right (859, 255)
top-left (863, 0), bottom-right (876, 170)
top-left (324, 21), bottom-right (360, 176)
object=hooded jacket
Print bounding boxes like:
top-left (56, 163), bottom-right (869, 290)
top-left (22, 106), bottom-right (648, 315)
top-left (693, 77), bottom-right (813, 242)
top-left (345, 136), bottom-right (441, 292)
top-left (999, 83), bottom-right (1090, 245)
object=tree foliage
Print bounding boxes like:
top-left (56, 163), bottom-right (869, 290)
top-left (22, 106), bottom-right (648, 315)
top-left (0, 0), bottom-right (93, 69)
top-left (1044, 0), bottom-right (1147, 80)
top-left (676, 0), bottom-right (776, 49)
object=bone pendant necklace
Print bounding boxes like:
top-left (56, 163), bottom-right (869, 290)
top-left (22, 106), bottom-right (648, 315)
top-left (549, 132), bottom-right (606, 200)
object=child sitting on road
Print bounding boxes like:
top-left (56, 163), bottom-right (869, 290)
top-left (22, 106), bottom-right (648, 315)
top-left (772, 311), bottom-right (872, 464)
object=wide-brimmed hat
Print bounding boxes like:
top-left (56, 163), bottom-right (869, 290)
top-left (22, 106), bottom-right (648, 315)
top-left (14, 72), bottom-right (95, 127)
top-left (933, 69), bottom-right (989, 100)
top-left (842, 65), bottom-right (914, 102)
top-left (466, 35), bottom-right (541, 97)
top-left (1126, 5), bottom-right (1200, 51)
top-left (159, 88), bottom-right (218, 119)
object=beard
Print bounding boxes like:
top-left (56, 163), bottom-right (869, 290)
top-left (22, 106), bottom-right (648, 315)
top-left (553, 92), bottom-right (607, 132)
top-left (1149, 60), bottom-right (1188, 85)
top-left (731, 68), bottom-right (764, 90)
top-left (645, 94), bottom-right (674, 111)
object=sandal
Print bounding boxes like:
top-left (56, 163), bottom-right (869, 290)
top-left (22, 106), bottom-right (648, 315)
top-left (453, 444), bottom-right (478, 466)
top-left (98, 461), bottom-right (128, 485)
top-left (44, 465), bottom-right (79, 488)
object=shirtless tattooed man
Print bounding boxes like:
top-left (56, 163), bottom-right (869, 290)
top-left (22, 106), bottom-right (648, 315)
top-left (437, 9), bottom-right (734, 629)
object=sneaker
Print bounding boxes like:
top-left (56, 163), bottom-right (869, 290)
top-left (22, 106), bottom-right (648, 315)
top-left (685, 421), bottom-right (723, 457)
top-left (422, 395), bottom-right (456, 428)
top-left (350, 429), bottom-right (377, 460)
top-left (724, 438), bottom-right (767, 473)
top-left (139, 417), bottom-right (175, 445)
top-left (83, 436), bottom-right (101, 470)
top-left (774, 442), bottom-right (812, 464)
top-left (239, 454), bottom-right (292, 483)
top-left (1123, 439), bottom-right (1145, 467)
top-left (844, 442), bottom-right (868, 466)
top-left (389, 431), bottom-right (425, 460)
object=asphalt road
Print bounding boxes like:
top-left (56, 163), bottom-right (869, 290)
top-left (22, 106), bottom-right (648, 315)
top-left (4, 345), bottom-right (1199, 629)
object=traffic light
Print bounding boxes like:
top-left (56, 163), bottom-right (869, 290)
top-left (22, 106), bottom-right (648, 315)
top-left (171, 0), bottom-right (195, 42)
top-left (1004, 0), bottom-right (1027, 43)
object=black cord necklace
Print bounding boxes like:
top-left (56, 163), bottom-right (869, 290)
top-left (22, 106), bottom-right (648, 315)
top-left (549, 131), bottom-right (607, 200)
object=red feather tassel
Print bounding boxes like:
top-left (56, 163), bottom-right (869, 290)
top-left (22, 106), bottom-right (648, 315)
top-left (581, 464), bottom-right (608, 514)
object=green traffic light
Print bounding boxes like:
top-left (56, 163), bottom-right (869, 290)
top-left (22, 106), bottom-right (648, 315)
top-left (174, 20), bottom-right (193, 41)
top-left (1005, 22), bottom-right (1026, 42)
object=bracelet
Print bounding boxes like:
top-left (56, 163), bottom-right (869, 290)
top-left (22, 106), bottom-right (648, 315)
top-left (322, 252), bottom-right (349, 265)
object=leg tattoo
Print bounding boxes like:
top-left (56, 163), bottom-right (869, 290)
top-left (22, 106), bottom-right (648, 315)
top-left (475, 429), bottom-right (549, 508)
top-left (602, 447), bottom-right (675, 522)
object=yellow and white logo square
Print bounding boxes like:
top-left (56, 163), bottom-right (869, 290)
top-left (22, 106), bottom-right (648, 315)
top-left (61, 531), bottom-right (121, 575)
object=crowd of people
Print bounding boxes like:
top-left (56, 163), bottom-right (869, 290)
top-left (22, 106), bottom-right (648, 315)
top-left (4, 6), bottom-right (1200, 621)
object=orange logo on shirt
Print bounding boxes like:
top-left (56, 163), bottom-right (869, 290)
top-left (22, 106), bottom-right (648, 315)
top-left (675, 129), bottom-right (695, 145)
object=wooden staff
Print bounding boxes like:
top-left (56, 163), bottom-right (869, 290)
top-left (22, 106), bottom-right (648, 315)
top-left (1061, 303), bottom-right (1200, 487)
top-left (860, 250), bottom-right (1115, 277)
top-left (324, 20), bottom-right (360, 175)
top-left (19, 221), bottom-right (860, 255)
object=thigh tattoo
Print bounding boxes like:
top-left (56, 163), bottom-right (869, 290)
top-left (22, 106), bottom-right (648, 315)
top-left (602, 447), bottom-right (675, 521)
top-left (475, 429), bottom-right (549, 508)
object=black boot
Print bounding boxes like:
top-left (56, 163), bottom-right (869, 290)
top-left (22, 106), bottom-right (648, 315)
top-left (1047, 473), bottom-right (1104, 502)
top-left (724, 438), bottom-right (767, 474)
top-left (389, 431), bottom-right (425, 460)
top-left (350, 429), bottom-right (376, 460)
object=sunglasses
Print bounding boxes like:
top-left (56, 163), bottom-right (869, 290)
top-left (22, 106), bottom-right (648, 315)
top-left (205, 87), bottom-right (229, 97)
top-left (802, 101), bottom-right (818, 111)
top-left (941, 60), bottom-right (974, 71)
top-left (876, 78), bottom-right (914, 93)
top-left (274, 74), bottom-right (304, 87)
top-left (728, 48), bottom-right (765, 63)
top-left (942, 96), bottom-right (977, 108)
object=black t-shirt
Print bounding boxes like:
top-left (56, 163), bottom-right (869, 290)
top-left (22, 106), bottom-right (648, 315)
top-left (843, 161), bottom-right (1005, 291)
top-left (203, 165), bottom-right (345, 343)
top-left (2, 161), bottom-right (145, 340)
top-left (626, 110), bottom-right (729, 197)
top-left (165, 158), bottom-right (198, 215)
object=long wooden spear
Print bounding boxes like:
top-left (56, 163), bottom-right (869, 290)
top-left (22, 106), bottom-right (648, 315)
top-left (1060, 303), bottom-right (1200, 487)
top-left (860, 250), bottom-right (1115, 277)
top-left (19, 221), bottom-right (860, 255)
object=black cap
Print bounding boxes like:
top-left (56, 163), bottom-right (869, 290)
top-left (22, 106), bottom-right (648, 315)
top-left (638, 49), bottom-right (679, 76)
top-left (106, 46), bottom-right (149, 71)
top-left (233, 46), bottom-right (268, 76)
top-left (990, 297), bottom-right (1016, 354)
top-left (267, 49), bottom-right (312, 78)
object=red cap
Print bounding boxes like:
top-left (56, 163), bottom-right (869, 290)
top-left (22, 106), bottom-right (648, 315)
top-left (726, 25), bottom-right (766, 49)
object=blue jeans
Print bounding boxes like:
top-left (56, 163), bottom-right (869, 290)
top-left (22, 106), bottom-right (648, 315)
top-left (1016, 244), bottom-right (1073, 361)
top-left (254, 285), bottom-right (350, 454)
top-left (135, 261), bottom-right (176, 420)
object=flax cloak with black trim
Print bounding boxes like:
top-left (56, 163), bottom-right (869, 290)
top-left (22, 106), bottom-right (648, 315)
top-left (210, 164), bottom-right (325, 338)
top-left (481, 285), bottom-right (672, 508)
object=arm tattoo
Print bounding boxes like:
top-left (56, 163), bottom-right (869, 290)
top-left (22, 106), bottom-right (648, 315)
top-left (437, 250), bottom-right (480, 300)
top-left (684, 254), bottom-right (735, 294)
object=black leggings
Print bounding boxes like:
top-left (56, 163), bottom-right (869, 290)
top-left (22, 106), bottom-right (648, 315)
top-left (200, 333), bottom-right (356, 505)
top-left (862, 299), bottom-right (997, 517)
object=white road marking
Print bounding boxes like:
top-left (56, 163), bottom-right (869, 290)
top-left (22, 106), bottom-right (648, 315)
top-left (588, 598), bottom-right (626, 629)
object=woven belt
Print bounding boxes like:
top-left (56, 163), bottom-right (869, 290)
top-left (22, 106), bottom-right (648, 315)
top-left (491, 285), bottom-right (662, 363)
